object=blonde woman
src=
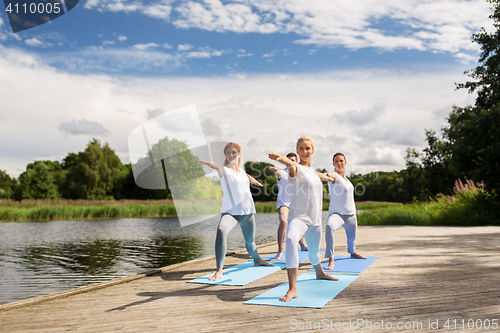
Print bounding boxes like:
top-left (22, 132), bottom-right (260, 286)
top-left (199, 142), bottom-right (273, 281)
top-left (269, 136), bottom-right (337, 302)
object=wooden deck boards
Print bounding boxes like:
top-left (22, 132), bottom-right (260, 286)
top-left (1, 226), bottom-right (499, 332)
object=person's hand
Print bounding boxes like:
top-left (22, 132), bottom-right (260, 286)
top-left (326, 173), bottom-right (337, 183)
top-left (268, 153), bottom-right (280, 161)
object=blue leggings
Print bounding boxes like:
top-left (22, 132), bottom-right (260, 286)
top-left (215, 214), bottom-right (261, 268)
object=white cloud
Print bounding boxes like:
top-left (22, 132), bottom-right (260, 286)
top-left (201, 117), bottom-right (223, 137)
top-left (84, 0), bottom-right (173, 19)
top-left (44, 46), bottom-right (181, 73)
top-left (237, 49), bottom-right (253, 57)
top-left (185, 47), bottom-right (226, 58)
top-left (359, 147), bottom-right (403, 166)
top-left (118, 35), bottom-right (127, 41)
top-left (133, 42), bottom-right (160, 50)
top-left (76, 0), bottom-right (493, 64)
top-left (333, 103), bottom-right (386, 126)
top-left (59, 119), bottom-right (111, 136)
top-left (103, 40), bottom-right (116, 46)
top-left (25, 37), bottom-right (54, 48)
top-left (0, 46), bottom-right (474, 177)
top-left (172, 0), bottom-right (492, 61)
top-left (178, 43), bottom-right (193, 51)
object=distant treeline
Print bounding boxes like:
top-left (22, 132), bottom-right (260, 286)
top-left (0, 126), bottom-right (498, 205)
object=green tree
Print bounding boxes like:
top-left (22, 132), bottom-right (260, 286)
top-left (450, 0), bottom-right (500, 194)
top-left (456, 0), bottom-right (500, 110)
top-left (0, 169), bottom-right (15, 199)
top-left (244, 161), bottom-right (277, 202)
top-left (15, 161), bottom-right (60, 199)
top-left (64, 139), bottom-right (125, 200)
top-left (444, 105), bottom-right (500, 193)
top-left (128, 137), bottom-right (206, 200)
top-left (118, 137), bottom-right (212, 200)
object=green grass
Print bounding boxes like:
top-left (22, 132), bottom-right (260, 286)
top-left (0, 199), bottom-right (279, 222)
top-left (0, 199), bottom-right (179, 222)
top-left (358, 189), bottom-right (499, 226)
top-left (5, 193), bottom-right (495, 226)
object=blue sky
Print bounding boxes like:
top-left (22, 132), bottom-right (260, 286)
top-left (0, 0), bottom-right (493, 177)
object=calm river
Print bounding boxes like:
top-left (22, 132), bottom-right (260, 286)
top-left (0, 212), bottom-right (330, 305)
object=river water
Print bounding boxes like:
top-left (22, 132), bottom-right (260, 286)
top-left (0, 212), bottom-right (330, 305)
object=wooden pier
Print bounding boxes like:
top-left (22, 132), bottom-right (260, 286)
top-left (1, 226), bottom-right (499, 332)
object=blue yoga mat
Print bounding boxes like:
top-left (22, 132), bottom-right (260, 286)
top-left (244, 272), bottom-right (358, 308)
top-left (307, 255), bottom-right (377, 273)
top-left (262, 249), bottom-right (325, 262)
top-left (187, 260), bottom-right (286, 286)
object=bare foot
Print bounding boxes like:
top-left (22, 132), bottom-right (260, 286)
top-left (273, 252), bottom-right (283, 260)
top-left (279, 288), bottom-right (298, 302)
top-left (325, 258), bottom-right (335, 271)
top-left (316, 270), bottom-right (338, 281)
top-left (255, 259), bottom-right (274, 267)
top-left (208, 269), bottom-right (223, 281)
top-left (351, 252), bottom-right (367, 259)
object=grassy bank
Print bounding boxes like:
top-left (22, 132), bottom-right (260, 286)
top-left (0, 199), bottom-right (399, 222)
top-left (358, 187), bottom-right (499, 226)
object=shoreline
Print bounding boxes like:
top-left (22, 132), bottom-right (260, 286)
top-left (0, 200), bottom-right (397, 223)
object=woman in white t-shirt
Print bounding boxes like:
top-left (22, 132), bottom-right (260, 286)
top-left (199, 142), bottom-right (273, 281)
top-left (269, 136), bottom-right (337, 302)
top-left (269, 152), bottom-right (307, 260)
top-left (324, 152), bottom-right (366, 270)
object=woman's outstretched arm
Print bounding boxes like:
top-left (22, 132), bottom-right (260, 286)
top-left (269, 153), bottom-right (297, 177)
top-left (247, 174), bottom-right (264, 187)
top-left (318, 172), bottom-right (337, 183)
top-left (198, 160), bottom-right (225, 177)
top-left (269, 166), bottom-right (284, 181)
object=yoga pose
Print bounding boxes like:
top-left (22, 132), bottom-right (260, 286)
top-left (269, 136), bottom-right (337, 302)
top-left (324, 153), bottom-right (366, 270)
top-left (269, 152), bottom-right (308, 260)
top-left (199, 142), bottom-right (273, 281)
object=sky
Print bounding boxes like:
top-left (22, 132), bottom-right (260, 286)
top-left (0, 0), bottom-right (494, 178)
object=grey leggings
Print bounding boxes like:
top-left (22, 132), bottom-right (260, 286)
top-left (325, 214), bottom-right (358, 258)
top-left (215, 214), bottom-right (261, 268)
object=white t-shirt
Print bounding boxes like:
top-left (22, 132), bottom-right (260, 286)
top-left (328, 172), bottom-right (356, 216)
top-left (288, 164), bottom-right (323, 226)
top-left (219, 166), bottom-right (256, 215)
top-left (276, 168), bottom-right (291, 209)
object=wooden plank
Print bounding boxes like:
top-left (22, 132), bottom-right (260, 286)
top-left (0, 226), bottom-right (499, 332)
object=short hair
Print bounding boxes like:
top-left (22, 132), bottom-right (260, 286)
top-left (286, 152), bottom-right (297, 160)
top-left (333, 152), bottom-right (346, 162)
top-left (296, 135), bottom-right (315, 150)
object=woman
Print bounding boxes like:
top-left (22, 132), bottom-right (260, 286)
top-left (269, 152), bottom-right (307, 260)
top-left (324, 152), bottom-right (366, 270)
top-left (269, 136), bottom-right (337, 302)
top-left (199, 142), bottom-right (273, 281)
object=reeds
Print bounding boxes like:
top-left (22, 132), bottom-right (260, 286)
top-left (358, 179), bottom-right (498, 226)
